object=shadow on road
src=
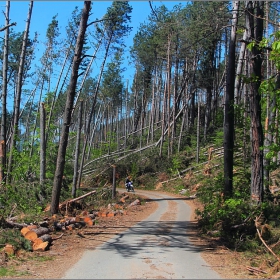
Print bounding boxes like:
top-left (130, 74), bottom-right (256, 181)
top-left (145, 197), bottom-right (195, 202)
top-left (86, 219), bottom-right (212, 259)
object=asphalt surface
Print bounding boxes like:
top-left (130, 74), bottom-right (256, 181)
top-left (62, 190), bottom-right (221, 279)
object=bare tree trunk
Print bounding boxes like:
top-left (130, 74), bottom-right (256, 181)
top-left (86, 105), bottom-right (102, 160)
top-left (234, 29), bottom-right (247, 105)
top-left (0, 1), bottom-right (10, 183)
top-left (51, 1), bottom-right (91, 215)
top-left (167, 34), bottom-right (172, 158)
top-left (196, 91), bottom-right (201, 163)
top-left (45, 44), bottom-right (72, 144)
top-left (72, 101), bottom-right (83, 198)
top-left (159, 76), bottom-right (167, 157)
top-left (124, 80), bottom-right (129, 150)
top-left (224, 1), bottom-right (239, 198)
top-left (7, 1), bottom-right (33, 182)
top-left (243, 54), bottom-right (250, 165)
top-left (40, 103), bottom-right (46, 187)
top-left (147, 73), bottom-right (156, 145)
top-left (112, 165), bottom-right (116, 199)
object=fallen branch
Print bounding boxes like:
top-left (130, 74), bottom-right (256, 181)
top-left (271, 238), bottom-right (280, 249)
top-left (255, 216), bottom-right (280, 262)
top-left (5, 219), bottom-right (28, 229)
top-left (66, 189), bottom-right (97, 205)
top-left (128, 199), bottom-right (140, 208)
top-left (246, 266), bottom-right (267, 274)
top-left (44, 189), bottom-right (97, 213)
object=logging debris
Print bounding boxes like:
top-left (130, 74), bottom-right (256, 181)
top-left (1, 191), bottom-right (140, 255)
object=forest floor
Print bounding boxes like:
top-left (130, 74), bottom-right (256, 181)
top-left (1, 190), bottom-right (278, 279)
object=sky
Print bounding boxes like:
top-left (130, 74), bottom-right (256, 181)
top-left (0, 1), bottom-right (185, 108)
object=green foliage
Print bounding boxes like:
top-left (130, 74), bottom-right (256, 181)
top-left (0, 183), bottom-right (45, 218)
top-left (0, 267), bottom-right (29, 277)
top-left (0, 229), bottom-right (32, 251)
top-left (130, 161), bottom-right (138, 180)
top-left (168, 155), bottom-right (182, 175)
top-left (103, 1), bottom-right (133, 47)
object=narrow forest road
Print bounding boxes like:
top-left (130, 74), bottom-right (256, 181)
top-left (62, 190), bottom-right (221, 279)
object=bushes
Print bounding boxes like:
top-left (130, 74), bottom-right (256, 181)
top-left (195, 171), bottom-right (280, 251)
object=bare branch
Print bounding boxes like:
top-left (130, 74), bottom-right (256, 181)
top-left (149, 1), bottom-right (159, 21)
top-left (87, 17), bottom-right (113, 27)
top-left (0, 22), bottom-right (16, 32)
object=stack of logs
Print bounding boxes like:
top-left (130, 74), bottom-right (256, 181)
top-left (20, 225), bottom-right (52, 251)
top-left (3, 191), bottom-right (140, 254)
top-left (18, 212), bottom-right (98, 252)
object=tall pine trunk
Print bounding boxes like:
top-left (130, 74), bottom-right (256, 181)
top-left (40, 103), bottom-right (46, 187)
top-left (72, 101), bottom-right (83, 198)
top-left (224, 1), bottom-right (239, 198)
top-left (51, 1), bottom-right (91, 214)
top-left (246, 1), bottom-right (264, 204)
top-left (7, 1), bottom-right (33, 183)
top-left (0, 1), bottom-right (11, 183)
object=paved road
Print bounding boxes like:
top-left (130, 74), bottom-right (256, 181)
top-left (62, 190), bottom-right (221, 279)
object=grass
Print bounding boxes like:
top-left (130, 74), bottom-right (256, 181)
top-left (0, 266), bottom-right (30, 277)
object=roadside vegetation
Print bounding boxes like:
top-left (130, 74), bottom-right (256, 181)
top-left (1, 1), bottom-right (280, 278)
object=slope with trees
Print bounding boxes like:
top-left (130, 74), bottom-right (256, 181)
top-left (0, 1), bottom-right (280, 276)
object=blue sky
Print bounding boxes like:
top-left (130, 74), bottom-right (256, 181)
top-left (0, 1), bottom-right (185, 107)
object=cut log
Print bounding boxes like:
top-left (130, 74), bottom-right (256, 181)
top-left (37, 234), bottom-right (52, 243)
top-left (120, 195), bottom-right (129, 203)
top-left (83, 216), bottom-right (93, 226)
top-left (3, 244), bottom-right (15, 256)
top-left (74, 222), bottom-right (85, 229)
top-left (38, 221), bottom-right (49, 228)
top-left (27, 224), bottom-right (38, 230)
top-left (24, 227), bottom-right (50, 242)
top-left (66, 224), bottom-right (75, 230)
top-left (32, 238), bottom-right (43, 247)
top-left (88, 213), bottom-right (97, 219)
top-left (20, 227), bottom-right (30, 236)
top-left (53, 221), bottom-right (63, 231)
top-left (128, 199), bottom-right (141, 208)
top-left (68, 216), bottom-right (81, 223)
top-left (32, 241), bottom-right (49, 252)
top-left (24, 231), bottom-right (38, 242)
top-left (32, 227), bottom-right (50, 237)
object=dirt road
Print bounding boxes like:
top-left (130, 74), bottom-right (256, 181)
top-left (62, 190), bottom-right (221, 279)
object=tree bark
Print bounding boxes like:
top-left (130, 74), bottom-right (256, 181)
top-left (7, 1), bottom-right (33, 182)
top-left (40, 103), bottom-right (46, 188)
top-left (224, 1), bottom-right (239, 198)
top-left (51, 1), bottom-right (91, 215)
top-left (0, 1), bottom-right (10, 183)
top-left (72, 101), bottom-right (83, 198)
top-left (196, 91), bottom-right (201, 163)
top-left (246, 1), bottom-right (264, 204)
